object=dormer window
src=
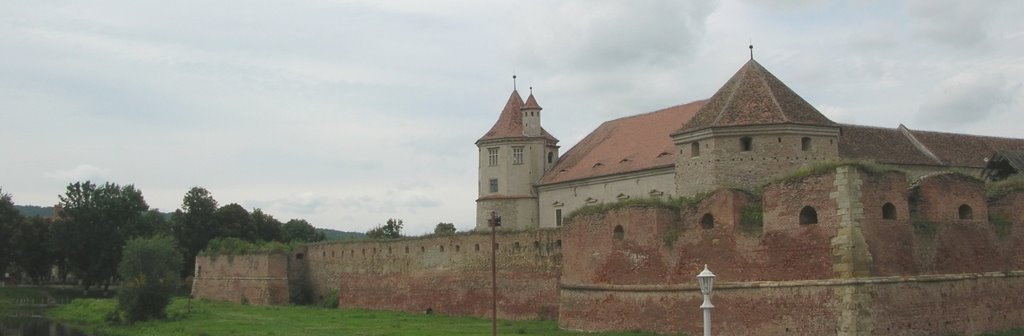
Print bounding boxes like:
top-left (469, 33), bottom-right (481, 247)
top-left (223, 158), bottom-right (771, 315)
top-left (740, 137), bottom-right (753, 151)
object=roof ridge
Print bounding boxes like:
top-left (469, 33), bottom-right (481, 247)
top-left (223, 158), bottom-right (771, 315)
top-left (603, 100), bottom-right (707, 123)
top-left (897, 124), bottom-right (944, 165)
top-left (756, 61), bottom-right (788, 123)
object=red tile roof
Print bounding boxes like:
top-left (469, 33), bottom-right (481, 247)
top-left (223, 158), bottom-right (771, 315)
top-left (524, 93), bottom-right (542, 110)
top-left (838, 125), bottom-right (940, 166)
top-left (477, 90), bottom-right (557, 143)
top-left (674, 59), bottom-right (835, 135)
top-left (540, 100), bottom-right (706, 185)
top-left (907, 128), bottom-right (1024, 168)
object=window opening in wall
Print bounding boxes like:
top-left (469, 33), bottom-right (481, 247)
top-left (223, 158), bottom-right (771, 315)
top-left (533, 241), bottom-right (540, 250)
top-left (295, 253), bottom-right (304, 260)
top-left (691, 142), bottom-right (700, 157)
top-left (331, 251), bottom-right (335, 257)
top-left (778, 137), bottom-right (782, 143)
top-left (514, 242), bottom-right (520, 250)
top-left (421, 246), bottom-right (425, 252)
top-left (455, 245), bottom-right (460, 252)
top-left (613, 225), bottom-right (624, 240)
top-left (799, 206), bottom-right (819, 225)
top-left (475, 243), bottom-right (480, 251)
top-left (555, 240), bottom-right (562, 249)
top-left (489, 178), bottom-right (498, 193)
top-left (362, 249), bottom-right (365, 256)
top-left (701, 213), bottom-right (715, 229)
top-left (959, 204), bottom-right (973, 220)
top-left (494, 243), bottom-right (499, 251)
top-left (882, 203), bottom-right (897, 219)
top-left (740, 137), bottom-right (753, 151)
top-left (548, 152), bottom-right (553, 163)
top-left (350, 250), bottom-right (354, 256)
top-left (439, 245), bottom-right (445, 252)
top-left (322, 251), bottom-right (325, 257)
top-left (801, 137), bottom-right (812, 151)
top-left (405, 246), bottom-right (410, 254)
top-left (556, 209), bottom-right (563, 226)
top-left (197, 266), bottom-right (202, 276)
top-left (488, 147), bottom-right (499, 166)
top-left (388, 247), bottom-right (392, 254)
top-left (512, 146), bottom-right (524, 165)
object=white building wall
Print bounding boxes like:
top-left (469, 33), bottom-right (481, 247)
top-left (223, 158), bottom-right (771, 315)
top-left (536, 168), bottom-right (676, 228)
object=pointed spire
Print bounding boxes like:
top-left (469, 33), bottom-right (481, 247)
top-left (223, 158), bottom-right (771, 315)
top-left (749, 44), bottom-right (754, 59)
top-left (523, 87), bottom-right (542, 111)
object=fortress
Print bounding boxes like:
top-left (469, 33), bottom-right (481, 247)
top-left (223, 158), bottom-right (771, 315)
top-left (192, 56), bottom-right (1024, 335)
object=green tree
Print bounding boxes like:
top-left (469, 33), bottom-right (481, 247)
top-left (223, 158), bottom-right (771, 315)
top-left (10, 216), bottom-right (55, 284)
top-left (116, 235), bottom-right (183, 323)
top-left (216, 203), bottom-right (256, 241)
top-left (366, 218), bottom-right (403, 239)
top-left (171, 187), bottom-right (219, 277)
top-left (282, 219), bottom-right (324, 243)
top-left (54, 181), bottom-right (149, 293)
top-left (0, 189), bottom-right (20, 279)
top-left (433, 222), bottom-right (456, 236)
top-left (252, 209), bottom-right (283, 242)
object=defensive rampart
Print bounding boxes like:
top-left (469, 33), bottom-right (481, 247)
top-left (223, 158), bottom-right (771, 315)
top-left (559, 167), bottom-right (1024, 335)
top-left (192, 253), bottom-right (290, 305)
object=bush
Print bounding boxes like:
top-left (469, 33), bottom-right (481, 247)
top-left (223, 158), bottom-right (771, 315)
top-left (115, 235), bottom-right (183, 323)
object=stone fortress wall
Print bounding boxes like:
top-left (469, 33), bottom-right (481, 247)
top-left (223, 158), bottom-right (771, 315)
top-left (193, 166), bottom-right (1024, 335)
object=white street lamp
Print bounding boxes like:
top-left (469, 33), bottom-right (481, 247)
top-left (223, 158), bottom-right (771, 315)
top-left (697, 264), bottom-right (715, 336)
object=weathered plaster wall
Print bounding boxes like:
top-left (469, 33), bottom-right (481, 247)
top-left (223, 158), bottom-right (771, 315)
top-left (537, 168), bottom-right (675, 229)
top-left (192, 253), bottom-right (289, 305)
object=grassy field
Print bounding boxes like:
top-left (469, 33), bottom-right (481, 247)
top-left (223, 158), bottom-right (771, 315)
top-left (49, 298), bottom-right (668, 336)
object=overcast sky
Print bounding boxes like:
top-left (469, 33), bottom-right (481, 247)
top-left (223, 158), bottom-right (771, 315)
top-left (2, 0), bottom-right (1022, 235)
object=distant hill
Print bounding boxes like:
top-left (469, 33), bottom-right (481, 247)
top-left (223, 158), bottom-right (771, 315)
top-left (319, 228), bottom-right (366, 241)
top-left (14, 205), bottom-right (55, 218)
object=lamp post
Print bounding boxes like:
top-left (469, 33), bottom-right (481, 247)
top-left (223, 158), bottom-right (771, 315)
top-left (489, 212), bottom-right (502, 336)
top-left (697, 265), bottom-right (715, 336)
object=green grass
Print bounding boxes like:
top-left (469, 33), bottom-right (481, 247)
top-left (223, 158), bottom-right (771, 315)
top-left (982, 328), bottom-right (1024, 336)
top-left (49, 298), bottom-right (666, 336)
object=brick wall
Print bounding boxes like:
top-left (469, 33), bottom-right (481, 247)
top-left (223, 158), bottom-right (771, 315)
top-left (192, 253), bottom-right (289, 305)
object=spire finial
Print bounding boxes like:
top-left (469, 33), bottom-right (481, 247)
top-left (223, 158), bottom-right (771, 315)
top-left (529, 86), bottom-right (533, 95)
top-left (513, 74), bottom-right (517, 91)
top-left (749, 44), bottom-right (754, 60)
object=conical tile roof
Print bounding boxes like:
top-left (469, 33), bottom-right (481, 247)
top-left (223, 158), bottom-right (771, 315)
top-left (523, 93), bottom-right (542, 110)
top-left (674, 59), bottom-right (835, 135)
top-left (478, 90), bottom-right (557, 143)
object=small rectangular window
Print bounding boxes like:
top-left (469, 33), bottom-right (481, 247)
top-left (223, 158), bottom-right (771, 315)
top-left (512, 146), bottom-right (524, 165)
top-left (489, 178), bottom-right (498, 193)
top-left (555, 209), bottom-right (563, 226)
top-left (488, 148), bottom-right (499, 166)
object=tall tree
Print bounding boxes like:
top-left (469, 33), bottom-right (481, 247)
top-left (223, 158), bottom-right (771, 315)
top-left (11, 216), bottom-right (55, 284)
top-left (215, 203), bottom-right (256, 241)
top-left (366, 218), bottom-right (403, 239)
top-left (282, 219), bottom-right (325, 243)
top-left (252, 208), bottom-right (283, 242)
top-left (0, 188), bottom-right (20, 279)
top-left (171, 187), bottom-right (219, 276)
top-left (433, 222), bottom-right (456, 236)
top-left (54, 181), bottom-right (149, 292)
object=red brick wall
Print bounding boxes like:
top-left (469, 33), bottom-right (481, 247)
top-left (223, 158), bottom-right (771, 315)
top-left (319, 229), bottom-right (562, 320)
top-left (192, 253), bottom-right (290, 305)
top-left (858, 171), bottom-right (916, 276)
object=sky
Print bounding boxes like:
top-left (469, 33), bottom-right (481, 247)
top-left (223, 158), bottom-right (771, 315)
top-left (2, 0), bottom-right (1022, 235)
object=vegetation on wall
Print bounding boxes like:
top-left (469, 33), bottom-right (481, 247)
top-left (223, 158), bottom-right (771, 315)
top-left (771, 159), bottom-right (898, 185)
top-left (986, 175), bottom-right (1024, 200)
top-left (200, 237), bottom-right (294, 257)
top-left (989, 213), bottom-right (1014, 237)
top-left (738, 202), bottom-right (764, 236)
top-left (366, 218), bottom-right (404, 239)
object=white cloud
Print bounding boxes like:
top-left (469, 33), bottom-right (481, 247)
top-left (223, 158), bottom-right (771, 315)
top-left (43, 164), bottom-right (111, 181)
top-left (916, 72), bottom-right (1018, 127)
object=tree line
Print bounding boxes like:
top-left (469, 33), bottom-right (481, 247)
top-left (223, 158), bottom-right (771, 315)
top-left (0, 183), bottom-right (325, 293)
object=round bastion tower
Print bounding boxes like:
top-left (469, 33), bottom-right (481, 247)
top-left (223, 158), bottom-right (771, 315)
top-left (475, 87), bottom-right (559, 231)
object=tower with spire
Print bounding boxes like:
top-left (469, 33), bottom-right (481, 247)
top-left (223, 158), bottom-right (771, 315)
top-left (670, 59), bottom-right (841, 196)
top-left (475, 85), bottom-right (559, 231)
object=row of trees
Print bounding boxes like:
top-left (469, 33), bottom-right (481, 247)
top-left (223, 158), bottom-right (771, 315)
top-left (0, 183), bottom-right (325, 292)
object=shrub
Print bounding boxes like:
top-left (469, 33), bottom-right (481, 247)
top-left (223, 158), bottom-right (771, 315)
top-left (115, 235), bottom-right (183, 323)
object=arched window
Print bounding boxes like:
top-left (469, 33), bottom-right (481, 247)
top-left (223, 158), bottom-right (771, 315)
top-left (801, 137), bottom-right (812, 151)
top-left (613, 225), bottom-right (624, 240)
top-left (701, 213), bottom-right (714, 229)
top-left (514, 242), bottom-right (520, 250)
top-left (740, 137), bottom-right (753, 152)
top-left (882, 203), bottom-right (897, 219)
top-left (959, 204), bottom-right (973, 220)
top-left (691, 142), bottom-right (700, 157)
top-left (799, 206), bottom-right (819, 225)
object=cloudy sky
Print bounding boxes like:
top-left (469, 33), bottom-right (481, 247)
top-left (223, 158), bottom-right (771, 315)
top-left (2, 0), bottom-right (1022, 235)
